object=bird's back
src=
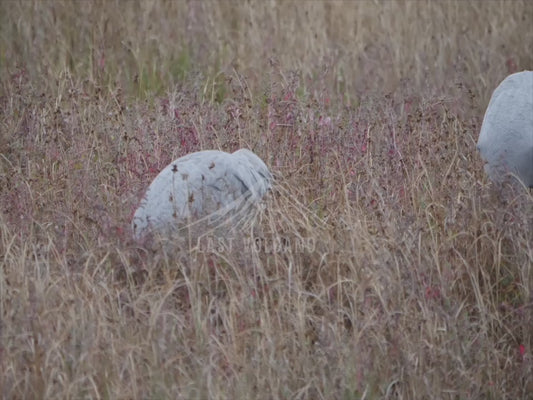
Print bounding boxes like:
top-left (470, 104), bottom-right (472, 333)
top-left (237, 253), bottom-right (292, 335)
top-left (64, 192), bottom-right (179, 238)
top-left (132, 149), bottom-right (272, 239)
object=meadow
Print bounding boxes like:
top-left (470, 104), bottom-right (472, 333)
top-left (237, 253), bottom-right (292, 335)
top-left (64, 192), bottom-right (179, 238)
top-left (0, 1), bottom-right (532, 399)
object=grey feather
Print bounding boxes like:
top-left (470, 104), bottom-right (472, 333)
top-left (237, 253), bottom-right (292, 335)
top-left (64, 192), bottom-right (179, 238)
top-left (132, 149), bottom-right (272, 239)
top-left (477, 71), bottom-right (533, 187)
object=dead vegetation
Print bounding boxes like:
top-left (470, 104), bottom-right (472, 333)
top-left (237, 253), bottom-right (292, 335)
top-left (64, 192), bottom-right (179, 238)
top-left (0, 1), bottom-right (532, 399)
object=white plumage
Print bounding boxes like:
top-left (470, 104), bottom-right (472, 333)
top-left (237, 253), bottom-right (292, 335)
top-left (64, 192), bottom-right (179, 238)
top-left (132, 149), bottom-right (272, 239)
top-left (477, 71), bottom-right (533, 187)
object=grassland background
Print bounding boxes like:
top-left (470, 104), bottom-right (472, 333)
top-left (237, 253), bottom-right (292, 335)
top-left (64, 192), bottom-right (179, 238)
top-left (0, 1), bottom-right (532, 399)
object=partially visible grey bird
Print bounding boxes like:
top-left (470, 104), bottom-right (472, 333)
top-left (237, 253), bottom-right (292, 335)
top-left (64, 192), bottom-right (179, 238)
top-left (477, 70), bottom-right (533, 187)
top-left (132, 149), bottom-right (272, 239)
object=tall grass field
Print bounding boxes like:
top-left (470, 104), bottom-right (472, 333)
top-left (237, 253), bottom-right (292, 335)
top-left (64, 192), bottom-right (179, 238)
top-left (0, 1), bottom-right (532, 399)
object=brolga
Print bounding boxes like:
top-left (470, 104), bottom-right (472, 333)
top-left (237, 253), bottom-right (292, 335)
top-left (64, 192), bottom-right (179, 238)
top-left (477, 70), bottom-right (533, 188)
top-left (132, 149), bottom-right (272, 239)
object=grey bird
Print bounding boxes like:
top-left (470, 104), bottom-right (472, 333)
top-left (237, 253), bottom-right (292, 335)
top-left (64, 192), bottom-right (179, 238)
top-left (132, 149), bottom-right (272, 239)
top-left (477, 71), bottom-right (533, 187)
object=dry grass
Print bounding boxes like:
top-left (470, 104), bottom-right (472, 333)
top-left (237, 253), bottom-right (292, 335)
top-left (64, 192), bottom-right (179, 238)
top-left (1, 1), bottom-right (532, 399)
